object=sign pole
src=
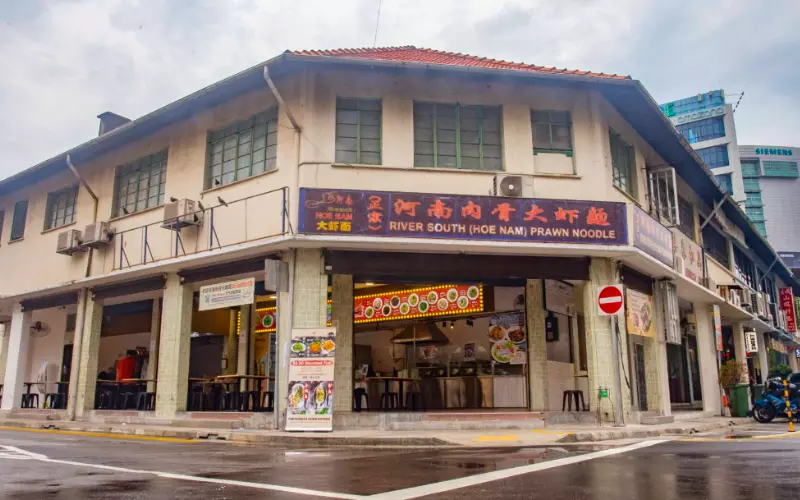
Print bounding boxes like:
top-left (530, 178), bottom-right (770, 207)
top-left (610, 315), bottom-right (625, 427)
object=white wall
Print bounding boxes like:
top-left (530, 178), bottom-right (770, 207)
top-left (25, 308), bottom-right (69, 396)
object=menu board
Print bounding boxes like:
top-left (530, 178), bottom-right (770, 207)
top-left (625, 289), bottom-right (655, 337)
top-left (285, 327), bottom-right (336, 432)
top-left (354, 285), bottom-right (483, 324)
top-left (544, 280), bottom-right (575, 316)
top-left (488, 312), bottom-right (527, 365)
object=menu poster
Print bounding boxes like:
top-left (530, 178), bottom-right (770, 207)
top-left (354, 285), bottom-right (483, 323)
top-left (464, 343), bottom-right (476, 362)
top-left (625, 289), bottom-right (655, 338)
top-left (544, 280), bottom-right (575, 316)
top-left (488, 312), bottom-right (527, 365)
top-left (285, 327), bottom-right (336, 432)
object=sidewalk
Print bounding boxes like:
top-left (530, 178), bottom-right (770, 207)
top-left (0, 416), bottom-right (751, 447)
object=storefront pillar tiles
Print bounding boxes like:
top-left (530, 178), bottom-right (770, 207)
top-left (237, 305), bottom-right (252, 391)
top-left (645, 285), bottom-right (671, 415)
top-left (292, 249), bottom-right (328, 328)
top-left (694, 304), bottom-right (722, 415)
top-left (223, 310), bottom-right (238, 376)
top-left (732, 322), bottom-right (751, 385)
top-left (0, 323), bottom-right (11, 388)
top-left (525, 279), bottom-right (548, 411)
top-left (155, 273), bottom-right (193, 417)
top-left (756, 332), bottom-right (770, 384)
top-left (0, 303), bottom-right (32, 410)
top-left (331, 274), bottom-right (354, 413)
top-left (72, 293), bottom-right (103, 417)
top-left (146, 298), bottom-right (161, 393)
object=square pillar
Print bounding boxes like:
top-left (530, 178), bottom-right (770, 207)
top-left (732, 322), bottom-right (751, 384)
top-left (645, 284), bottom-right (672, 415)
top-left (223, 310), bottom-right (238, 375)
top-left (146, 298), bottom-right (161, 394)
top-left (757, 332), bottom-right (770, 384)
top-left (332, 274), bottom-right (354, 413)
top-left (694, 304), bottom-right (722, 415)
top-left (0, 323), bottom-right (11, 385)
top-left (237, 305), bottom-right (251, 391)
top-left (72, 293), bottom-right (103, 417)
top-left (1, 303), bottom-right (32, 410)
top-left (155, 274), bottom-right (193, 417)
top-left (525, 279), bottom-right (548, 411)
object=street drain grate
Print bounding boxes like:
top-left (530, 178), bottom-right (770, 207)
top-left (725, 434), bottom-right (753, 439)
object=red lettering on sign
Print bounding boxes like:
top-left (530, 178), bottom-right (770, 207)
top-left (523, 204), bottom-right (547, 223)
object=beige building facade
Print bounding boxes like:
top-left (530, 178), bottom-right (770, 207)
top-left (0, 47), bottom-right (797, 429)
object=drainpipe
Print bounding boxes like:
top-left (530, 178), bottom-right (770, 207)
top-left (65, 154), bottom-right (98, 421)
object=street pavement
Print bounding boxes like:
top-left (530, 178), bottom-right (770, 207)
top-left (0, 424), bottom-right (798, 499)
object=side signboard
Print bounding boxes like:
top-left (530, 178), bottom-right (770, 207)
top-left (632, 206), bottom-right (673, 267)
top-left (286, 327), bottom-right (336, 432)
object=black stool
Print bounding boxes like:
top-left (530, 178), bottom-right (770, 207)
top-left (380, 392), bottom-right (398, 410)
top-left (22, 393), bottom-right (39, 409)
top-left (118, 391), bottom-right (136, 410)
top-left (241, 391), bottom-right (260, 412)
top-left (562, 390), bottom-right (587, 411)
top-left (97, 390), bottom-right (113, 409)
top-left (137, 392), bottom-right (155, 411)
top-left (45, 393), bottom-right (65, 409)
top-left (262, 391), bottom-right (274, 411)
top-left (221, 388), bottom-right (240, 411)
top-left (353, 388), bottom-right (368, 411)
top-left (405, 392), bottom-right (424, 411)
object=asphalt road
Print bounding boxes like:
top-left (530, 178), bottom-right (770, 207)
top-left (0, 426), bottom-right (798, 499)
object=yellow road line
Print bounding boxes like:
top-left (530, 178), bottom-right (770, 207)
top-left (0, 426), bottom-right (198, 443)
top-left (531, 429), bottom-right (571, 436)
top-left (472, 435), bottom-right (520, 442)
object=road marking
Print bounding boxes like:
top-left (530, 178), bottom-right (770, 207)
top-left (0, 444), bottom-right (363, 499)
top-left (681, 432), bottom-right (800, 442)
top-left (472, 435), bottom-right (519, 442)
top-left (0, 426), bottom-right (197, 443)
top-left (367, 439), bottom-right (665, 500)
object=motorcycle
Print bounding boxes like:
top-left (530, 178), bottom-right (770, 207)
top-left (752, 378), bottom-right (800, 423)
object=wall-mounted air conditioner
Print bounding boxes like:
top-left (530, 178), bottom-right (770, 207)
top-left (56, 229), bottom-right (85, 256)
top-left (756, 292), bottom-right (767, 317)
top-left (492, 175), bottom-right (533, 198)
top-left (81, 221), bottom-right (113, 249)
top-left (740, 290), bottom-right (753, 307)
top-left (730, 289), bottom-right (742, 308)
top-left (162, 199), bottom-right (203, 229)
top-left (701, 276), bottom-right (717, 292)
top-left (674, 256), bottom-right (685, 275)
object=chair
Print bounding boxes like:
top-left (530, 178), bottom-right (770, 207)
top-left (353, 388), bottom-right (368, 412)
top-left (405, 391), bottom-right (424, 411)
top-left (380, 392), bottom-right (398, 410)
top-left (137, 392), bottom-right (155, 411)
top-left (562, 390), bottom-right (587, 411)
top-left (262, 391), bottom-right (275, 412)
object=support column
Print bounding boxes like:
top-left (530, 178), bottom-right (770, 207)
top-left (72, 295), bottom-right (103, 417)
top-left (0, 323), bottom-right (11, 386)
top-left (146, 298), bottom-right (161, 394)
top-left (223, 311), bottom-right (238, 375)
top-left (694, 304), bottom-right (722, 415)
top-left (1, 303), bottom-right (32, 410)
top-left (155, 274), bottom-right (193, 417)
top-left (757, 332), bottom-right (770, 383)
top-left (525, 279), bottom-right (548, 411)
top-left (237, 305), bottom-right (251, 391)
top-left (582, 259), bottom-right (631, 423)
top-left (646, 284), bottom-right (671, 415)
top-left (332, 274), bottom-right (354, 413)
top-left (732, 322), bottom-right (751, 384)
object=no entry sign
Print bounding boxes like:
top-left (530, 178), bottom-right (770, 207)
top-left (597, 285), bottom-right (624, 316)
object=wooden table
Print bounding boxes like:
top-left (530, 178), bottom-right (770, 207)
top-left (366, 377), bottom-right (420, 410)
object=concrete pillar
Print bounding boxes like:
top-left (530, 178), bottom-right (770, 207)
top-left (332, 274), bottom-right (354, 413)
top-left (757, 332), bottom-right (770, 383)
top-left (0, 323), bottom-right (11, 385)
top-left (525, 279), bottom-right (548, 411)
top-left (146, 298), bottom-right (161, 394)
top-left (646, 284), bottom-right (671, 415)
top-left (223, 311), bottom-right (238, 375)
top-left (72, 295), bottom-right (103, 417)
top-left (1, 303), bottom-right (32, 410)
top-left (237, 305), bottom-right (251, 391)
top-left (155, 274), bottom-right (193, 417)
top-left (732, 322), bottom-right (751, 384)
top-left (694, 304), bottom-right (722, 415)
top-left (582, 258), bottom-right (631, 422)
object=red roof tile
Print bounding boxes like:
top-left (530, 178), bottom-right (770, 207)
top-left (287, 46), bottom-right (629, 80)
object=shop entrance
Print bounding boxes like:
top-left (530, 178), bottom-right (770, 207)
top-left (668, 301), bottom-right (703, 408)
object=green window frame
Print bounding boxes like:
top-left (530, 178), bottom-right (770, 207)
top-left (113, 150), bottom-right (168, 218)
top-left (207, 108), bottom-right (278, 188)
top-left (610, 129), bottom-right (635, 196)
top-left (45, 185), bottom-right (79, 230)
top-left (413, 102), bottom-right (503, 171)
top-left (531, 110), bottom-right (573, 156)
top-left (10, 200), bottom-right (28, 241)
top-left (335, 98), bottom-right (381, 165)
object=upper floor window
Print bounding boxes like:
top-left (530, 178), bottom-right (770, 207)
top-left (207, 108), bottom-right (277, 188)
top-left (113, 150), bottom-right (168, 218)
top-left (733, 245), bottom-right (757, 289)
top-left (676, 116), bottom-right (725, 144)
top-left (762, 160), bottom-right (799, 178)
top-left (701, 218), bottom-right (730, 268)
top-left (531, 110), bottom-right (572, 156)
top-left (716, 173), bottom-right (733, 194)
top-left (413, 102), bottom-right (502, 171)
top-left (10, 200), bottom-right (28, 241)
top-left (336, 98), bottom-right (381, 165)
top-left (696, 145), bottom-right (729, 169)
top-left (45, 185), bottom-right (78, 230)
top-left (677, 196), bottom-right (695, 239)
top-left (609, 129), bottom-right (635, 196)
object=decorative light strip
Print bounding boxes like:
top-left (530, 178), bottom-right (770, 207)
top-left (353, 284), bottom-right (483, 324)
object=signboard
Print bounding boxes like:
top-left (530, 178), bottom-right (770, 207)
top-left (544, 280), bottom-right (575, 316)
top-left (597, 285), bottom-right (624, 316)
top-left (795, 348), bottom-right (800, 359)
top-left (745, 331), bottom-right (759, 353)
top-left (632, 206), bottom-right (674, 267)
top-left (286, 327), bottom-right (336, 432)
top-left (255, 307), bottom-right (277, 333)
top-left (755, 148), bottom-right (794, 156)
top-left (670, 105), bottom-right (725, 125)
top-left (671, 228), bottom-right (704, 285)
top-left (198, 277), bottom-right (255, 311)
top-left (713, 305), bottom-right (723, 351)
top-left (625, 289), bottom-right (655, 337)
top-left (299, 188), bottom-right (628, 245)
top-left (487, 312), bottom-right (527, 365)
top-left (778, 252), bottom-right (800, 269)
top-left (354, 284), bottom-right (483, 324)
top-left (779, 287), bottom-right (797, 333)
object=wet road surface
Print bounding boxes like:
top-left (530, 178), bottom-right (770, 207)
top-left (0, 426), bottom-right (798, 499)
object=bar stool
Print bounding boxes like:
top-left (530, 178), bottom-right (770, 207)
top-left (189, 386), bottom-right (204, 411)
top-left (562, 390), bottom-right (587, 411)
top-left (22, 393), bottom-right (39, 409)
top-left (137, 392), bottom-right (155, 411)
top-left (262, 391), bottom-right (275, 411)
top-left (45, 392), bottom-right (65, 409)
top-left (405, 391), bottom-right (424, 411)
top-left (353, 388), bottom-right (368, 411)
top-left (380, 392), bottom-right (398, 410)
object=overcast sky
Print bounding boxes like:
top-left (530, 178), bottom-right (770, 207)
top-left (1, 0), bottom-right (798, 178)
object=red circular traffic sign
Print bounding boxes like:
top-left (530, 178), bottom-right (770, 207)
top-left (597, 285), bottom-right (624, 315)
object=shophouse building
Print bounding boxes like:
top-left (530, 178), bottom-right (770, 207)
top-left (0, 47), bottom-right (797, 430)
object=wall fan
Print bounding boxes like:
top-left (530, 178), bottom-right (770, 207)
top-left (30, 321), bottom-right (51, 338)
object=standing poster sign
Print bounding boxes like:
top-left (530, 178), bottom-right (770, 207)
top-left (285, 327), bottom-right (336, 432)
top-left (713, 305), bottom-right (723, 351)
top-left (745, 331), bottom-right (759, 353)
top-left (625, 289), bottom-right (655, 337)
top-left (779, 288), bottom-right (797, 333)
top-left (199, 277), bottom-right (255, 311)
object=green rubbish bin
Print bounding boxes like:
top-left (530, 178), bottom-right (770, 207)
top-left (752, 384), bottom-right (765, 402)
top-left (730, 383), bottom-right (751, 417)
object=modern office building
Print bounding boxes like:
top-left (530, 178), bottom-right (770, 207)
top-left (660, 91), bottom-right (745, 205)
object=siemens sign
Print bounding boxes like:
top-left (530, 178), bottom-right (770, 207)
top-left (670, 106), bottom-right (725, 125)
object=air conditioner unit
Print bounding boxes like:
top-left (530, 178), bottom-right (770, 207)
top-left (81, 221), bottom-right (113, 249)
top-left (674, 256), bottom-right (685, 275)
top-left (740, 291), bottom-right (753, 307)
top-left (56, 229), bottom-right (85, 256)
top-left (701, 276), bottom-right (717, 292)
top-left (756, 293), bottom-right (767, 317)
top-left (730, 289), bottom-right (742, 308)
top-left (492, 175), bottom-right (532, 198)
top-left (161, 199), bottom-right (203, 229)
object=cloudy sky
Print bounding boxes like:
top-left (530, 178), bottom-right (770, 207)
top-left (1, 0), bottom-right (798, 178)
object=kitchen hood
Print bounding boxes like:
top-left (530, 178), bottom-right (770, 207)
top-left (391, 321), bottom-right (450, 345)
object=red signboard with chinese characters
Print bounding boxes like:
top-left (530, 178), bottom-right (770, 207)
top-left (354, 285), bottom-right (483, 324)
top-left (780, 288), bottom-right (797, 333)
top-left (299, 189), bottom-right (628, 245)
top-left (255, 307), bottom-right (277, 333)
